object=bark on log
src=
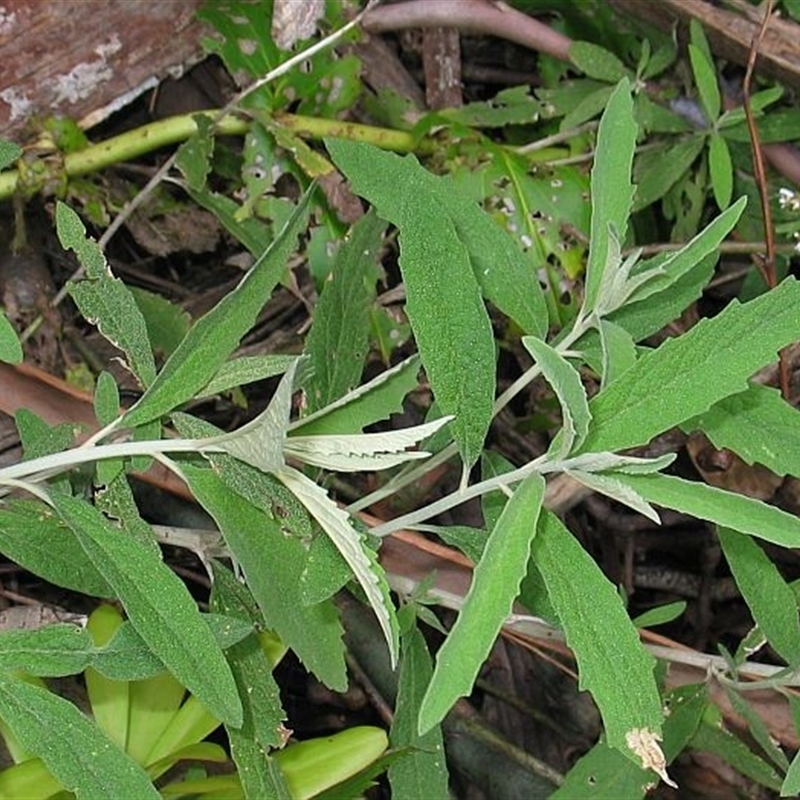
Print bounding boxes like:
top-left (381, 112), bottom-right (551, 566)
top-left (0, 0), bottom-right (208, 140)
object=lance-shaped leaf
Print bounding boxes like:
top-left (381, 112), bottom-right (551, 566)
top-left (326, 137), bottom-right (498, 468)
top-left (419, 473), bottom-right (545, 732)
top-left (122, 188), bottom-right (311, 427)
top-left (565, 469), bottom-right (661, 523)
top-left (57, 203), bottom-right (157, 388)
top-left (523, 336), bottom-right (590, 457)
top-left (0, 673), bottom-right (160, 800)
top-left (52, 493), bottom-right (242, 727)
top-left (285, 416), bottom-right (452, 472)
top-left (581, 79), bottom-right (636, 317)
top-left (276, 464), bottom-right (400, 668)
top-left (531, 510), bottom-right (668, 781)
top-left (578, 277), bottom-right (800, 455)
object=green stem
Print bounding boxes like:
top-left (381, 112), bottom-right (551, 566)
top-left (0, 112), bottom-right (435, 202)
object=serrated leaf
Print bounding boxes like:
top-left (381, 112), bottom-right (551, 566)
top-left (523, 336), bottom-right (590, 457)
top-left (326, 138), bottom-right (500, 467)
top-left (291, 355), bottom-right (420, 436)
top-left (531, 510), bottom-right (664, 768)
top-left (616, 472), bottom-right (800, 549)
top-left (578, 278), bottom-right (800, 455)
top-left (0, 311), bottom-right (22, 363)
top-left (687, 383), bottom-right (800, 478)
top-left (210, 563), bottom-right (286, 750)
top-left (122, 188), bottom-right (310, 427)
top-left (0, 673), bottom-right (160, 800)
top-left (56, 203), bottom-right (157, 387)
top-left (582, 79), bottom-right (636, 316)
top-left (438, 85), bottom-right (540, 128)
top-left (180, 462), bottom-right (347, 690)
top-left (718, 527), bottom-right (800, 665)
top-left (419, 473), bottom-right (545, 732)
top-left (389, 625), bottom-right (449, 800)
top-left (570, 41), bottom-right (629, 83)
top-left (305, 210), bottom-right (385, 412)
top-left (277, 464), bottom-right (400, 668)
top-left (51, 493), bottom-right (242, 727)
top-left (708, 133), bottom-right (733, 209)
top-left (285, 416), bottom-right (451, 472)
top-left (688, 43), bottom-right (720, 123)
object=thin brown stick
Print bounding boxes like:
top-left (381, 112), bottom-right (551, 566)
top-left (741, 0), bottom-right (790, 397)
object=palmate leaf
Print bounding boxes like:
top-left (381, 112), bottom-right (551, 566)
top-left (276, 465), bottom-right (400, 669)
top-left (578, 277), bottom-right (800, 455)
top-left (419, 473), bottom-right (545, 732)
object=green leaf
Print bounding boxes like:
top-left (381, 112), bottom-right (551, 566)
top-left (689, 718), bottom-right (782, 791)
top-left (51, 492), bottom-right (242, 727)
top-left (686, 383), bottom-right (800, 478)
top-left (180, 462), bottom-right (347, 690)
top-left (389, 625), bottom-right (449, 800)
top-left (523, 336), bottom-right (591, 457)
top-left (708, 133), bottom-right (733, 209)
top-left (688, 44), bottom-right (720, 123)
top-left (582, 79), bottom-right (636, 316)
top-left (201, 354), bottom-right (298, 397)
top-left (598, 318), bottom-right (637, 387)
top-left (326, 138), bottom-right (498, 467)
top-left (210, 563), bottom-right (286, 750)
top-left (438, 85), bottom-right (541, 128)
top-left (632, 601), bottom-right (686, 629)
top-left (531, 510), bottom-right (665, 772)
top-left (305, 210), bottom-right (385, 412)
top-left (0, 673), bottom-right (160, 800)
top-left (718, 527), bottom-right (800, 665)
top-left (277, 465), bottom-right (400, 668)
top-left (175, 114), bottom-right (214, 193)
top-left (561, 84), bottom-right (615, 131)
top-left (578, 278), bottom-right (800, 454)
top-left (625, 197), bottom-right (745, 307)
top-left (0, 500), bottom-right (112, 597)
top-left (552, 740), bottom-right (654, 799)
top-left (616, 472), bottom-right (800, 548)
top-left (0, 139), bottom-right (22, 170)
top-left (291, 355), bottom-right (420, 436)
top-left (419, 473), bottom-right (545, 732)
top-left (570, 41), bottom-right (629, 83)
top-left (0, 310), bottom-right (22, 363)
top-left (93, 371), bottom-right (120, 427)
top-left (0, 624), bottom-right (93, 676)
top-left (129, 287), bottom-right (192, 358)
top-left (633, 137), bottom-right (705, 210)
top-left (56, 203), bottom-right (157, 388)
top-left (122, 187), bottom-right (310, 427)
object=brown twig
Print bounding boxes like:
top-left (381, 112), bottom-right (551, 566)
top-left (741, 0), bottom-right (790, 398)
